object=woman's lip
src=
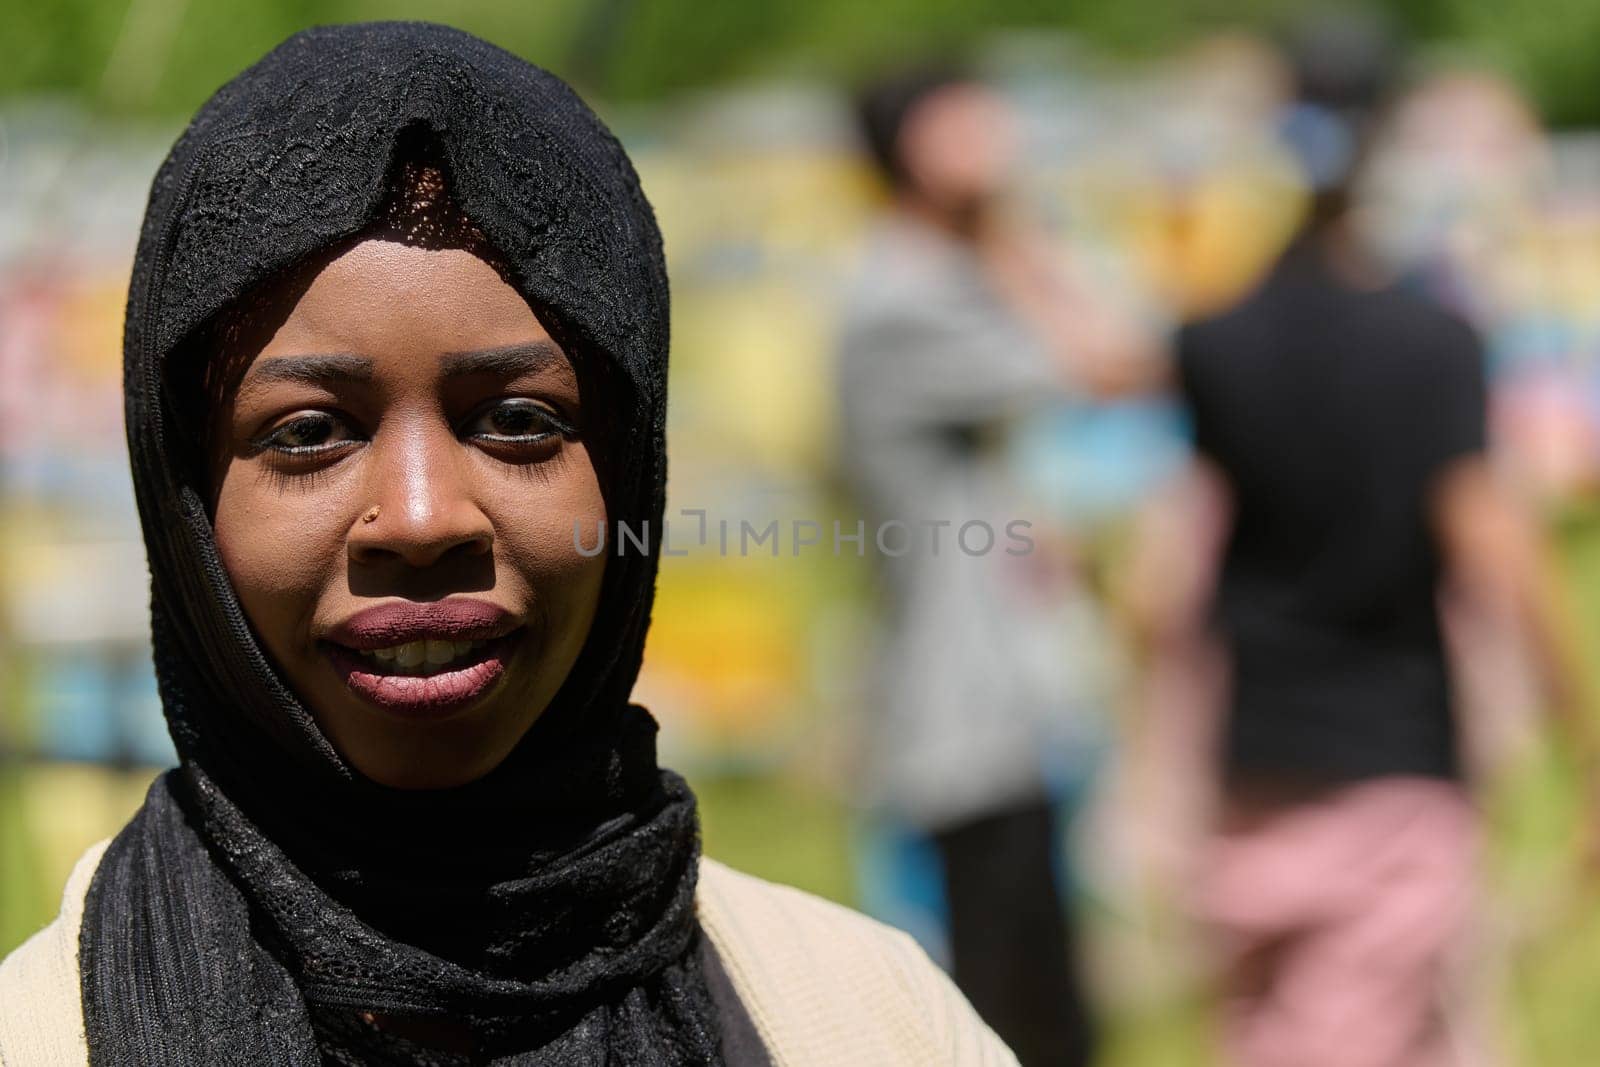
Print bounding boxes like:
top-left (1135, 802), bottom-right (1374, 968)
top-left (324, 598), bottom-right (518, 650)
top-left (323, 631), bottom-right (518, 719)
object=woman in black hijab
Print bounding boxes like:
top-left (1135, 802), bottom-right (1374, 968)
top-left (0, 21), bottom-right (1013, 1067)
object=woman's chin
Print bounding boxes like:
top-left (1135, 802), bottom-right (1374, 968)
top-left (308, 667), bottom-right (543, 791)
top-left (334, 727), bottom-right (523, 791)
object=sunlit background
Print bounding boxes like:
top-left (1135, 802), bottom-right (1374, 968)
top-left (6, 2), bottom-right (1600, 1063)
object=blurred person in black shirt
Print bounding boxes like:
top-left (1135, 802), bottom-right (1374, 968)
top-left (1160, 14), bottom-right (1600, 1066)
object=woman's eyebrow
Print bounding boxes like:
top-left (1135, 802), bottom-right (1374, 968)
top-left (440, 341), bottom-right (565, 377)
top-left (235, 354), bottom-right (375, 398)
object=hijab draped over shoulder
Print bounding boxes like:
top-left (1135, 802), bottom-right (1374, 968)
top-left (84, 21), bottom-right (719, 1065)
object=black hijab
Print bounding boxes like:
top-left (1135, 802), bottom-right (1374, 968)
top-left (81, 21), bottom-right (722, 1065)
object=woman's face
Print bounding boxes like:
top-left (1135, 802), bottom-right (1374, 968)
top-left (210, 236), bottom-right (608, 789)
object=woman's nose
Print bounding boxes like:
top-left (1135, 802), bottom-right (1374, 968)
top-left (347, 428), bottom-right (492, 568)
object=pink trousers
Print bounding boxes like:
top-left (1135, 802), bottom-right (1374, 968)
top-left (1195, 776), bottom-right (1479, 1067)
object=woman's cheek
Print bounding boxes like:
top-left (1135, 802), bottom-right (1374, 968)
top-left (214, 472), bottom-right (350, 652)
top-left (489, 464), bottom-right (608, 628)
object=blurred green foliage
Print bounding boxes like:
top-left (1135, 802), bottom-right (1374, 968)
top-left (6, 0), bottom-right (1600, 126)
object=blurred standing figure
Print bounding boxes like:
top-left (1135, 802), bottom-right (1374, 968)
top-left (1169, 16), bottom-right (1600, 1067)
top-left (836, 63), bottom-right (1158, 1067)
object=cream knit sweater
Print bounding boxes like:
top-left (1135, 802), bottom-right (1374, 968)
top-left (0, 841), bottom-right (1015, 1066)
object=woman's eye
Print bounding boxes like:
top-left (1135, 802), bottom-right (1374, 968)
top-left (254, 412), bottom-right (357, 454)
top-left (464, 399), bottom-right (572, 443)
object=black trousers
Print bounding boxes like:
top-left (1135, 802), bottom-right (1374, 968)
top-left (930, 799), bottom-right (1096, 1067)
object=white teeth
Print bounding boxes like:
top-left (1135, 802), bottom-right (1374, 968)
top-left (356, 637), bottom-right (489, 675)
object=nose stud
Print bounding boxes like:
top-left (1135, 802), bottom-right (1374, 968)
top-left (362, 505), bottom-right (381, 524)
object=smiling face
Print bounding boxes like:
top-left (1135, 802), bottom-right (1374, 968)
top-left (206, 232), bottom-right (609, 790)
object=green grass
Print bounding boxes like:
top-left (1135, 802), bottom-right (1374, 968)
top-left (689, 769), bottom-right (859, 908)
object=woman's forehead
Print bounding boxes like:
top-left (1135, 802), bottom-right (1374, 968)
top-left (260, 239), bottom-right (556, 357)
top-left (197, 158), bottom-right (563, 397)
